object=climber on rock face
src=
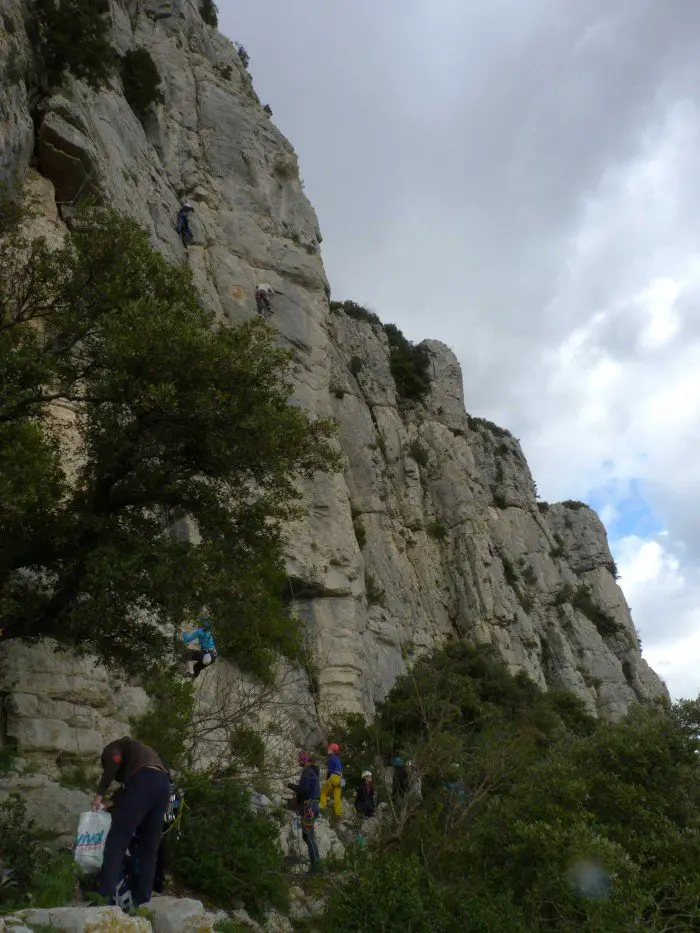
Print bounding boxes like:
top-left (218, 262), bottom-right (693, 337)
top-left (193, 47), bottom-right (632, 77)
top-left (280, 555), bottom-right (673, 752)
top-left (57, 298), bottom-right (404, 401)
top-left (182, 613), bottom-right (218, 679)
top-left (320, 742), bottom-right (343, 818)
top-left (255, 282), bottom-right (275, 316)
top-left (176, 202), bottom-right (194, 247)
top-left (92, 737), bottom-right (170, 908)
top-left (287, 750), bottom-right (321, 873)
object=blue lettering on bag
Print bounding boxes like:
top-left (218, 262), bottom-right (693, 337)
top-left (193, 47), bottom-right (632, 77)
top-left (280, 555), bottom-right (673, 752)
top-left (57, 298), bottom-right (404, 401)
top-left (76, 830), bottom-right (105, 846)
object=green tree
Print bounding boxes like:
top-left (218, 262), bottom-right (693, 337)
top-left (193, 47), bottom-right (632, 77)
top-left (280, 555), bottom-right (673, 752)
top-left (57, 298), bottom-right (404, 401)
top-left (170, 774), bottom-right (286, 919)
top-left (30, 0), bottom-right (117, 89)
top-left (0, 796), bottom-right (79, 908)
top-left (322, 643), bottom-right (700, 931)
top-left (199, 0), bottom-right (218, 28)
top-left (0, 205), bottom-right (337, 676)
top-left (120, 48), bottom-right (164, 118)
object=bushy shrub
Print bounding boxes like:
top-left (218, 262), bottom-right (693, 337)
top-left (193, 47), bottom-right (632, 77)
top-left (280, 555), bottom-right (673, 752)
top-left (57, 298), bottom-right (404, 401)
top-left (562, 499), bottom-right (587, 510)
top-left (427, 517), bottom-right (448, 539)
top-left (321, 852), bottom-right (447, 932)
top-left (329, 299), bottom-right (382, 327)
top-left (467, 414), bottom-right (511, 438)
top-left (322, 643), bottom-right (700, 932)
top-left (349, 355), bottom-right (364, 376)
top-left (491, 487), bottom-right (508, 509)
top-left (132, 670), bottom-right (195, 771)
top-left (170, 775), bottom-right (286, 919)
top-left (235, 43), bottom-right (250, 70)
top-left (330, 300), bottom-right (432, 401)
top-left (199, 0), bottom-right (218, 27)
top-left (553, 583), bottom-right (574, 606)
top-left (517, 589), bottom-right (535, 613)
top-left (409, 439), bottom-right (429, 468)
top-left (501, 553), bottom-right (518, 588)
top-left (230, 725), bottom-right (266, 771)
top-left (571, 584), bottom-right (621, 637)
top-left (522, 565), bottom-right (537, 586)
top-left (0, 796), bottom-right (79, 908)
top-left (384, 323), bottom-right (431, 402)
top-left (0, 744), bottom-right (18, 774)
top-left (365, 572), bottom-right (386, 607)
top-left (31, 0), bottom-right (116, 89)
top-left (120, 48), bottom-right (164, 118)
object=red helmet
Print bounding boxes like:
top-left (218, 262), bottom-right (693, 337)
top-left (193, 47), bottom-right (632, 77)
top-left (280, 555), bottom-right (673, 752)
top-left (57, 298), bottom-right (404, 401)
top-left (298, 750), bottom-right (312, 766)
top-left (328, 742), bottom-right (340, 754)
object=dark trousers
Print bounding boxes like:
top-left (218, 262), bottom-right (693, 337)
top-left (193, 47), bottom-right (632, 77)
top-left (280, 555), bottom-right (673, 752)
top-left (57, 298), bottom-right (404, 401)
top-left (302, 825), bottom-right (320, 867)
top-left (99, 768), bottom-right (171, 906)
top-left (301, 801), bottom-right (320, 869)
top-left (190, 648), bottom-right (217, 678)
top-left (256, 293), bottom-right (271, 314)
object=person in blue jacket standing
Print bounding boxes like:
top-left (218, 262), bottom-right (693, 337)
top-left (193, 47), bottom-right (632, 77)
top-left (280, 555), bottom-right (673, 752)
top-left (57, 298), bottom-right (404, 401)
top-left (287, 750), bottom-right (321, 872)
top-left (182, 614), bottom-right (217, 679)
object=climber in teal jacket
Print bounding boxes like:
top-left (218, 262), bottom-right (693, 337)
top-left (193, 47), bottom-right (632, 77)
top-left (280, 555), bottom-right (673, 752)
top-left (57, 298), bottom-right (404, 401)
top-left (182, 615), bottom-right (217, 679)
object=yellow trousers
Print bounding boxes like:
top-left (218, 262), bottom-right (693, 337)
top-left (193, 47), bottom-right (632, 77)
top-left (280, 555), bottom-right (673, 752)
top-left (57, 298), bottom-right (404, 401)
top-left (320, 773), bottom-right (343, 816)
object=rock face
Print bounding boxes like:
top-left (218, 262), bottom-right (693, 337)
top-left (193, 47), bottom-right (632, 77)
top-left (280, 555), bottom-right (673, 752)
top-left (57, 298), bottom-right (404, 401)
top-left (0, 0), bottom-right (667, 780)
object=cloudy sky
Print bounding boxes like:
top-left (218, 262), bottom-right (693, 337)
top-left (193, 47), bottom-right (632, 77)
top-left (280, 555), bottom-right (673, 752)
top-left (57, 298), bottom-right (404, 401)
top-left (220, 0), bottom-right (700, 700)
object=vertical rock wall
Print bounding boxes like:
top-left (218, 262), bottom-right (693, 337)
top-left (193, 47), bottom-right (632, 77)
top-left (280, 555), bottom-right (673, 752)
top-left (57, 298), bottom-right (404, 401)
top-left (0, 0), bottom-right (667, 800)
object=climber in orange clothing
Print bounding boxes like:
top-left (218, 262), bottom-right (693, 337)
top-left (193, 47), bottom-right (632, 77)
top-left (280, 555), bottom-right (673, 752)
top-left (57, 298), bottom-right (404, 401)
top-left (319, 742), bottom-right (343, 817)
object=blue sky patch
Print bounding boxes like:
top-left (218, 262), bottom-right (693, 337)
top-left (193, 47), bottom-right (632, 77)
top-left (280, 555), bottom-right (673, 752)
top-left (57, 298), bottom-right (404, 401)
top-left (587, 477), bottom-right (663, 541)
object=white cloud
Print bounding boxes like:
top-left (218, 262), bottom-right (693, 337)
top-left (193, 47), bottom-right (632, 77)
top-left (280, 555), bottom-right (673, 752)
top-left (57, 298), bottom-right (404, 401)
top-left (645, 633), bottom-right (700, 702)
top-left (614, 535), bottom-right (700, 700)
top-left (223, 0), bottom-right (700, 700)
top-left (636, 278), bottom-right (681, 350)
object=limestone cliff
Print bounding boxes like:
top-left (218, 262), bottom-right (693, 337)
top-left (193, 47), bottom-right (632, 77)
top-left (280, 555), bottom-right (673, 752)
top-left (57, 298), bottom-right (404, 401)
top-left (0, 0), bottom-right (666, 796)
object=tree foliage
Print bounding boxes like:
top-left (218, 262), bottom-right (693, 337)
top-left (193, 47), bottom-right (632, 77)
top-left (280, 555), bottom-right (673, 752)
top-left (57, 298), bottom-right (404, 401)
top-left (330, 300), bottom-right (432, 402)
top-left (0, 796), bottom-right (79, 908)
top-left (0, 205), bottom-right (338, 676)
top-left (199, 0), bottom-right (218, 28)
top-left (120, 48), bottom-right (164, 118)
top-left (30, 0), bottom-right (116, 89)
top-left (170, 774), bottom-right (286, 920)
top-left (323, 644), bottom-right (700, 931)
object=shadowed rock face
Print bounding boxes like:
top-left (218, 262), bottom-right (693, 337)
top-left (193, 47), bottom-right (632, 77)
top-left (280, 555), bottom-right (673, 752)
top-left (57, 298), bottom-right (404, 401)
top-left (0, 0), bottom-right (667, 768)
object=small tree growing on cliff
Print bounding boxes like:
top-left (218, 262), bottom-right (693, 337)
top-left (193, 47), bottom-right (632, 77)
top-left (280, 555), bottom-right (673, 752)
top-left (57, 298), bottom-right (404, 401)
top-left (0, 204), bottom-right (338, 677)
top-left (120, 48), bottom-right (164, 119)
top-left (199, 0), bottom-right (218, 28)
top-left (30, 0), bottom-right (117, 90)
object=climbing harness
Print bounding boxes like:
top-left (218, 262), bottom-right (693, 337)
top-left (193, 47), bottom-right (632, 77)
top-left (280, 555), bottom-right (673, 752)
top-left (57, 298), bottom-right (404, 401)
top-left (162, 781), bottom-right (185, 836)
top-left (300, 799), bottom-right (317, 833)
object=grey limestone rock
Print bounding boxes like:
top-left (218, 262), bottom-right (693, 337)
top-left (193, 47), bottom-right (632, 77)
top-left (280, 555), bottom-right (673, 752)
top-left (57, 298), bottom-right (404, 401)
top-left (0, 0), bottom-right (668, 786)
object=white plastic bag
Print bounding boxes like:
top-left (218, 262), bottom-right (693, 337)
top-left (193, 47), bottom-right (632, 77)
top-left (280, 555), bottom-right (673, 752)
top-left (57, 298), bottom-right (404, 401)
top-left (74, 809), bottom-right (111, 871)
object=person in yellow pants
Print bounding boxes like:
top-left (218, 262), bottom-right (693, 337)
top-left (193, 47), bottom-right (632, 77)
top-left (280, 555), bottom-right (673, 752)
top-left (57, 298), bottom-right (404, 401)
top-left (319, 742), bottom-right (343, 817)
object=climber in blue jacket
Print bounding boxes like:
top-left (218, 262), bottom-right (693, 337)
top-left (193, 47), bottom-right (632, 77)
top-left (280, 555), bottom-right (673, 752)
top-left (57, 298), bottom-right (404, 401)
top-left (176, 203), bottom-right (194, 247)
top-left (182, 615), bottom-right (217, 679)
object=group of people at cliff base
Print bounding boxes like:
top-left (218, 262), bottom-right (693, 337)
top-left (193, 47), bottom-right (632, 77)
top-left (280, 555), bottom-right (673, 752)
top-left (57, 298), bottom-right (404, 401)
top-left (86, 730), bottom-right (438, 909)
top-left (286, 745), bottom-right (422, 873)
top-left (176, 203), bottom-right (275, 317)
